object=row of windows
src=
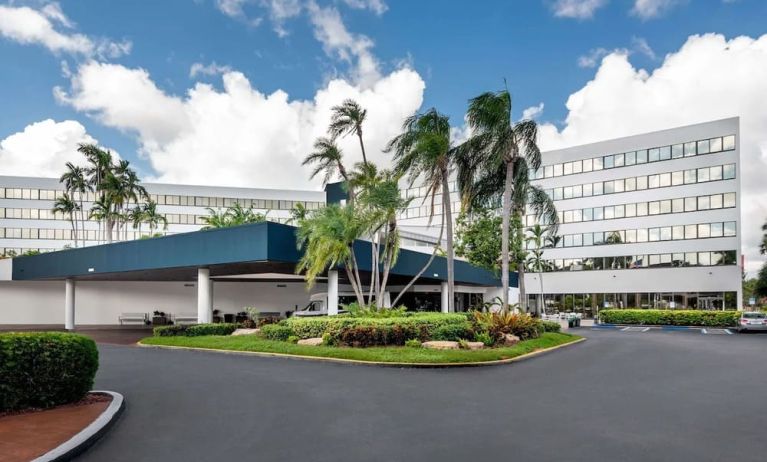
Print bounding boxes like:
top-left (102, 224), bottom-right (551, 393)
top-left (533, 220), bottom-right (737, 249)
top-left (0, 208), bottom-right (295, 225)
top-left (0, 247), bottom-right (55, 258)
top-left (0, 188), bottom-right (323, 211)
top-left (401, 181), bottom-right (458, 200)
top-left (542, 163), bottom-right (735, 202)
top-left (539, 250), bottom-right (737, 272)
top-left (527, 192), bottom-right (736, 226)
top-left (524, 292), bottom-right (737, 311)
top-left (530, 134), bottom-right (736, 180)
top-left (398, 202), bottom-right (461, 220)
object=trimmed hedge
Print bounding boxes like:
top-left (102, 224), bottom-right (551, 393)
top-left (541, 320), bottom-right (561, 333)
top-left (599, 309), bottom-right (740, 327)
top-left (153, 323), bottom-right (238, 337)
top-left (261, 324), bottom-right (294, 341)
top-left (0, 332), bottom-right (99, 412)
top-left (284, 313), bottom-right (469, 341)
top-left (431, 323), bottom-right (475, 341)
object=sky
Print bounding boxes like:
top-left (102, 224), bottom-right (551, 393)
top-left (0, 0), bottom-right (766, 272)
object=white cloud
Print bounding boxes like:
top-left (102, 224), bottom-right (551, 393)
top-left (307, 1), bottom-right (380, 86)
top-left (56, 61), bottom-right (425, 192)
top-left (0, 119), bottom-right (97, 177)
top-left (521, 103), bottom-right (545, 120)
top-left (539, 33), bottom-right (767, 273)
top-left (631, 0), bottom-right (684, 19)
top-left (0, 3), bottom-right (131, 58)
top-left (578, 37), bottom-right (654, 68)
top-left (189, 61), bottom-right (233, 78)
top-left (550, 0), bottom-right (608, 19)
top-left (340, 0), bottom-right (388, 15)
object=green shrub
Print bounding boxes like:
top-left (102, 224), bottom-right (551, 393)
top-left (0, 332), bottom-right (98, 412)
top-left (475, 330), bottom-right (495, 347)
top-left (599, 309), bottom-right (740, 327)
top-left (287, 335), bottom-right (299, 344)
top-left (285, 313), bottom-right (468, 340)
top-left (261, 324), bottom-right (294, 341)
top-left (153, 323), bottom-right (237, 337)
top-left (431, 323), bottom-right (474, 341)
top-left (405, 339), bottom-right (422, 348)
top-left (343, 303), bottom-right (409, 318)
top-left (469, 311), bottom-right (542, 341)
top-left (541, 320), bottom-right (561, 333)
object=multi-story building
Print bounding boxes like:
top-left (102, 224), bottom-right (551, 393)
top-left (523, 118), bottom-right (742, 314)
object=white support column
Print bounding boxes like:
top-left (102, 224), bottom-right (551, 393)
top-left (328, 270), bottom-right (339, 316)
top-left (441, 282), bottom-right (449, 313)
top-left (383, 291), bottom-right (391, 309)
top-left (65, 278), bottom-right (76, 330)
top-left (197, 268), bottom-right (212, 324)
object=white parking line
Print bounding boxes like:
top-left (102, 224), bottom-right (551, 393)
top-left (725, 329), bottom-right (733, 335)
top-left (642, 327), bottom-right (650, 332)
top-left (702, 329), bottom-right (708, 334)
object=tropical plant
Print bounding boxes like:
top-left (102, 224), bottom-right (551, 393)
top-left (456, 88), bottom-right (552, 311)
top-left (455, 208), bottom-right (502, 273)
top-left (526, 224), bottom-right (558, 315)
top-left (59, 162), bottom-right (89, 247)
top-left (328, 99), bottom-right (368, 165)
top-left (387, 108), bottom-right (457, 312)
top-left (200, 203), bottom-right (266, 229)
top-left (52, 193), bottom-right (80, 245)
top-left (142, 200), bottom-right (168, 235)
top-left (303, 137), bottom-right (350, 187)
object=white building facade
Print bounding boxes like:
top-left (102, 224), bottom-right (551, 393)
top-left (523, 118), bottom-right (742, 315)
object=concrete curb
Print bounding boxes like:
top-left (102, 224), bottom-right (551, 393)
top-left (136, 336), bottom-right (586, 368)
top-left (32, 391), bottom-right (125, 462)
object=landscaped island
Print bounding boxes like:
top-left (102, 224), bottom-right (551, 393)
top-left (141, 310), bottom-right (583, 365)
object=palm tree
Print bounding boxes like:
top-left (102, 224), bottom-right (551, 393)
top-left (457, 88), bottom-right (544, 311)
top-left (142, 200), bottom-right (168, 236)
top-left (288, 203), bottom-right (309, 224)
top-left (52, 193), bottom-right (79, 246)
top-left (526, 224), bottom-right (556, 316)
top-left (303, 137), bottom-right (354, 202)
top-left (386, 108), bottom-right (457, 312)
top-left (59, 163), bottom-right (88, 247)
top-left (329, 99), bottom-right (369, 165)
top-left (128, 205), bottom-right (146, 237)
top-left (760, 220), bottom-right (767, 255)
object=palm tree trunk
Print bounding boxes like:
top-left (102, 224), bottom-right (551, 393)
top-left (349, 245), bottom-right (366, 305)
top-left (78, 194), bottom-right (85, 247)
top-left (441, 172), bottom-right (454, 313)
top-left (368, 233), bottom-right (377, 304)
top-left (357, 131), bottom-right (368, 165)
top-left (378, 220), bottom-right (396, 306)
top-left (517, 260), bottom-right (527, 314)
top-left (539, 273), bottom-right (545, 315)
top-left (500, 161), bottom-right (513, 311)
top-left (344, 265), bottom-right (365, 306)
top-left (392, 218), bottom-right (445, 307)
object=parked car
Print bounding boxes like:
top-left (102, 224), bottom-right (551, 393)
top-left (736, 312), bottom-right (767, 332)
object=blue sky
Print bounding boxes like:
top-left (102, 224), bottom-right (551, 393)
top-left (1, 0), bottom-right (767, 270)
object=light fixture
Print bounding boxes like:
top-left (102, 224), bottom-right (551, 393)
top-left (88, 268), bottom-right (95, 272)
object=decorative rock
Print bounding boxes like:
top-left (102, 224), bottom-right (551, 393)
top-left (297, 337), bottom-right (324, 346)
top-left (231, 328), bottom-right (260, 336)
top-left (501, 334), bottom-right (521, 346)
top-left (421, 341), bottom-right (460, 350)
top-left (465, 341), bottom-right (485, 350)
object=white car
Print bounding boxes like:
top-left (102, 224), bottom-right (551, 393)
top-left (736, 312), bottom-right (767, 332)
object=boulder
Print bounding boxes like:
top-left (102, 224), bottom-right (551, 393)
top-left (501, 334), bottom-right (521, 346)
top-left (421, 341), bottom-right (460, 350)
top-left (297, 337), bottom-right (324, 346)
top-left (465, 341), bottom-right (485, 350)
top-left (231, 328), bottom-right (260, 336)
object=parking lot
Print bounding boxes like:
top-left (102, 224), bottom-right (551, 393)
top-left (76, 326), bottom-right (767, 462)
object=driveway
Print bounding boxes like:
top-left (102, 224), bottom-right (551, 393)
top-left (80, 329), bottom-right (766, 462)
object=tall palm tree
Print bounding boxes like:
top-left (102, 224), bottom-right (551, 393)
top-left (142, 200), bottom-right (168, 235)
top-left (329, 99), bottom-right (369, 165)
top-left (526, 224), bottom-right (558, 316)
top-left (457, 88), bottom-right (544, 311)
top-left (303, 137), bottom-right (353, 202)
top-left (59, 163), bottom-right (88, 247)
top-left (386, 108), bottom-right (457, 312)
top-left (52, 193), bottom-right (79, 246)
top-left (128, 205), bottom-right (146, 237)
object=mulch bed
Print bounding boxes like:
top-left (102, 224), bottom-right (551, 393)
top-left (0, 393), bottom-right (112, 462)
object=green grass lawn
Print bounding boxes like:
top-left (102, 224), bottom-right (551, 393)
top-left (140, 332), bottom-right (582, 364)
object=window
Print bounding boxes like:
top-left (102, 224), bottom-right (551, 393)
top-left (573, 234), bottom-right (583, 246)
top-left (710, 137), bottom-right (723, 153)
top-left (594, 207), bottom-right (604, 220)
top-left (637, 202), bottom-right (648, 216)
top-left (672, 144), bottom-right (684, 159)
top-left (614, 153), bottom-right (625, 167)
top-left (685, 252), bottom-right (698, 266)
top-left (593, 182), bottom-right (603, 195)
top-left (637, 229), bottom-right (648, 242)
top-left (583, 183), bottom-right (593, 196)
top-left (604, 206), bottom-right (614, 219)
top-left (659, 146), bottom-right (671, 161)
top-left (710, 222), bottom-right (723, 238)
top-left (649, 201), bottom-right (660, 215)
top-left (672, 198), bottom-right (684, 213)
top-left (649, 228), bottom-right (660, 241)
top-left (564, 186), bottom-right (573, 199)
top-left (544, 165), bottom-right (553, 178)
top-left (636, 176), bottom-right (648, 190)
top-left (649, 148), bottom-right (660, 162)
top-left (636, 150), bottom-right (648, 163)
top-left (659, 173), bottom-right (671, 187)
top-left (553, 188), bottom-right (563, 200)
top-left (697, 139), bottom-right (710, 154)
top-left (699, 252), bottom-right (711, 266)
top-left (723, 164), bottom-right (736, 179)
top-left (685, 224), bottom-right (697, 239)
top-left (660, 227), bottom-right (672, 241)
top-left (614, 179), bottom-right (625, 193)
top-left (626, 229), bottom-right (637, 243)
top-left (648, 175), bottom-right (660, 188)
top-left (698, 195), bottom-right (710, 210)
top-left (697, 167), bottom-right (710, 183)
top-left (698, 223), bottom-right (711, 238)
top-left (625, 151), bottom-right (636, 165)
top-left (660, 200), bottom-right (671, 214)
top-left (572, 160), bottom-right (583, 174)
top-left (723, 192), bottom-right (736, 208)
top-left (684, 142), bottom-right (697, 157)
top-left (723, 135), bottom-right (736, 150)
top-left (564, 162), bottom-right (573, 175)
top-left (672, 225), bottom-right (684, 240)
top-left (604, 155), bottom-right (614, 169)
top-left (593, 157), bottom-right (603, 170)
top-left (710, 194), bottom-right (723, 209)
top-left (672, 171), bottom-right (684, 186)
top-left (583, 233), bottom-right (594, 246)
top-left (625, 177), bottom-right (636, 191)
top-left (584, 208), bottom-right (593, 221)
top-left (614, 204), bottom-right (625, 219)
top-left (710, 165), bottom-right (723, 181)
top-left (684, 169), bottom-right (697, 184)
top-left (625, 203), bottom-right (637, 217)
top-left (724, 222), bottom-right (736, 236)
top-left (604, 181), bottom-right (615, 194)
